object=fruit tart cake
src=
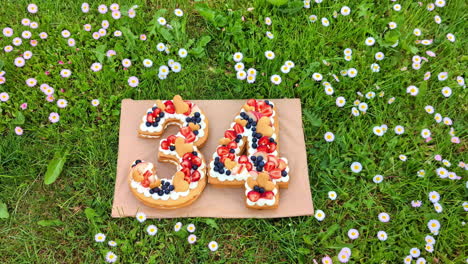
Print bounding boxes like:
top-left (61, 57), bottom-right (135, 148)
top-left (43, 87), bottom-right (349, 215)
top-left (129, 95), bottom-right (209, 209)
top-left (208, 99), bottom-right (290, 209)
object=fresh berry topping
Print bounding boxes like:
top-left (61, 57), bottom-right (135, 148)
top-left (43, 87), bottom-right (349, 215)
top-left (234, 123), bottom-right (244, 134)
top-left (143, 170), bottom-right (152, 178)
top-left (238, 155), bottom-right (249, 164)
top-left (141, 179), bottom-right (150, 188)
top-left (182, 152), bottom-right (193, 161)
top-left (267, 142), bottom-right (277, 153)
top-left (185, 132), bottom-right (196, 143)
top-left (258, 136), bottom-right (270, 146)
top-left (236, 164), bottom-right (245, 174)
top-left (167, 135), bottom-right (177, 144)
top-left (152, 108), bottom-right (161, 117)
top-left (164, 101), bottom-right (175, 114)
top-left (194, 112), bottom-right (200, 117)
top-left (146, 113), bottom-right (154, 123)
top-left (161, 140), bottom-right (170, 150)
top-left (264, 161), bottom-right (276, 172)
top-left (169, 145), bottom-right (176, 151)
top-left (247, 190), bottom-right (261, 202)
top-left (227, 153), bottom-right (235, 161)
top-left (270, 169), bottom-right (282, 179)
top-left (146, 122), bottom-right (151, 127)
top-left (247, 99), bottom-right (257, 108)
top-left (180, 126), bottom-right (192, 137)
top-left (258, 187), bottom-right (265, 193)
top-left (181, 167), bottom-right (191, 177)
top-left (224, 130), bottom-right (237, 140)
top-left (191, 170), bottom-right (201, 182)
top-left (267, 155), bottom-right (279, 167)
top-left (253, 186), bottom-right (260, 192)
top-left (217, 146), bottom-right (229, 157)
top-left (262, 191), bottom-right (275, 199)
top-left (281, 170), bottom-right (288, 177)
top-left (135, 160), bottom-right (142, 164)
top-left (181, 160), bottom-right (192, 168)
top-left (257, 145), bottom-right (268, 153)
top-left (278, 159), bottom-right (287, 170)
top-left (191, 156), bottom-right (202, 166)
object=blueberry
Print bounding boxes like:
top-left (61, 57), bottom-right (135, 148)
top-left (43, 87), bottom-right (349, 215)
top-left (194, 112), bottom-right (200, 118)
top-left (259, 161), bottom-right (265, 167)
top-left (246, 124), bottom-right (251, 129)
top-left (254, 186), bottom-right (260, 192)
top-left (161, 184), bottom-right (167, 190)
top-left (219, 168), bottom-right (225, 174)
top-left (158, 190), bottom-right (164, 196)
top-left (194, 130), bottom-right (199, 135)
top-left (170, 145), bottom-right (175, 151)
top-left (265, 100), bottom-right (270, 105)
top-left (215, 157), bottom-right (220, 162)
top-left (235, 138), bottom-right (240, 143)
top-left (259, 187), bottom-right (265, 193)
top-left (192, 165), bottom-right (199, 170)
top-left (257, 156), bottom-right (263, 162)
top-left (252, 127), bottom-right (256, 132)
top-left (135, 160), bottom-right (142, 164)
top-left (252, 143), bottom-right (257, 148)
top-left (147, 112), bottom-right (152, 115)
top-left (251, 156), bottom-right (257, 161)
top-left (226, 170), bottom-right (231, 175)
top-left (155, 117), bottom-right (161, 122)
top-left (149, 189), bottom-right (155, 194)
top-left (229, 149), bottom-right (235, 153)
top-left (255, 133), bottom-right (262, 139)
top-left (152, 122), bottom-right (158, 127)
top-left (159, 112), bottom-right (165, 117)
top-left (236, 134), bottom-right (242, 139)
top-left (196, 117), bottom-right (201, 123)
top-left (256, 166), bottom-right (263, 172)
top-left (252, 138), bottom-right (257, 143)
top-left (269, 138), bottom-right (275, 142)
top-left (161, 180), bottom-right (165, 185)
top-left (281, 170), bottom-right (288, 177)
top-left (240, 112), bottom-right (247, 118)
top-left (169, 185), bottom-right (175, 191)
top-left (252, 121), bottom-right (257, 126)
top-left (154, 187), bottom-right (161, 193)
top-left (152, 106), bottom-right (157, 111)
top-left (248, 118), bottom-right (253, 123)
top-left (165, 181), bottom-right (170, 187)
top-left (164, 189), bottom-right (170, 194)
top-left (146, 122), bottom-right (152, 127)
top-left (192, 151), bottom-right (198, 156)
top-left (186, 117), bottom-right (192, 122)
top-left (214, 166), bottom-right (219, 172)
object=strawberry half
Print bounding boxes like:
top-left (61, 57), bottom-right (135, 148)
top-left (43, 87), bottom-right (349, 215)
top-left (217, 146), bottom-right (229, 157)
top-left (180, 126), bottom-right (192, 137)
top-left (262, 191), bottom-right (275, 199)
top-left (234, 123), bottom-right (244, 134)
top-left (167, 135), bottom-right (177, 144)
top-left (247, 99), bottom-right (257, 108)
top-left (152, 108), bottom-right (161, 117)
top-left (224, 130), bottom-right (237, 140)
top-left (185, 132), bottom-right (196, 143)
top-left (191, 156), bottom-right (202, 166)
top-left (161, 140), bottom-right (170, 150)
top-left (181, 160), bottom-right (192, 168)
top-left (238, 155), bottom-right (249, 164)
top-left (267, 142), bottom-right (277, 153)
top-left (146, 113), bottom-right (154, 123)
top-left (227, 141), bottom-right (238, 150)
top-left (164, 101), bottom-right (176, 114)
top-left (269, 169), bottom-right (282, 179)
top-left (191, 170), bottom-right (201, 182)
top-left (258, 136), bottom-right (270, 146)
top-left (247, 190), bottom-right (261, 202)
top-left (264, 161), bottom-right (276, 172)
top-left (278, 159), bottom-right (287, 170)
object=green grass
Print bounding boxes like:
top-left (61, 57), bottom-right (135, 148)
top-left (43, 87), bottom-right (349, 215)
top-left (0, 0), bottom-right (467, 263)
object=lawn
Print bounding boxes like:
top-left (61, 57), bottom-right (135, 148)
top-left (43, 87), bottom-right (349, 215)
top-left (0, 0), bottom-right (467, 263)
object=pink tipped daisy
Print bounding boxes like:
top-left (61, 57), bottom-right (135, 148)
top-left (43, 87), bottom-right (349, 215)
top-left (48, 112), bottom-right (60, 123)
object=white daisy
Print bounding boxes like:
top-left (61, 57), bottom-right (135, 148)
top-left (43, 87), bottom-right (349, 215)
top-left (136, 212), bottom-right (146, 223)
top-left (348, 68), bottom-right (358, 78)
top-left (377, 231), bottom-right (387, 241)
top-left (365, 37), bottom-right (375, 46)
top-left (315, 209), bottom-right (326, 221)
top-left (265, 50), bottom-right (275, 60)
top-left (187, 223), bottom-right (196, 233)
top-left (348, 229), bottom-right (359, 240)
top-left (421, 129), bottom-right (431, 139)
top-left (233, 52), bottom-right (243, 62)
top-left (270, 74), bottom-right (281, 85)
top-left (105, 251), bottom-right (117, 263)
top-left (147, 225), bottom-right (158, 236)
top-left (441, 87), bottom-right (452, 97)
top-left (188, 234), bottom-right (197, 244)
top-left (410, 248), bottom-right (420, 258)
top-left (324, 132), bottom-right (335, 142)
top-left (336, 96), bottom-right (346, 107)
top-left (95, 233), bottom-right (106, 242)
top-left (378, 212), bottom-right (390, 223)
top-left (178, 48), bottom-right (188, 58)
top-left (373, 175), bottom-right (383, 183)
top-left (328, 191), bottom-right (337, 200)
top-left (174, 222), bottom-right (182, 232)
top-left (350, 162), bottom-right (362, 173)
top-left (208, 241), bottom-right (219, 251)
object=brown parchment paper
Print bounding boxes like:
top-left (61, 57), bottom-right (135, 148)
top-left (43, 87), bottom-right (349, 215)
top-left (112, 99), bottom-right (313, 218)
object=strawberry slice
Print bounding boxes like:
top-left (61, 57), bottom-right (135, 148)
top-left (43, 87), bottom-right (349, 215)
top-left (267, 155), bottom-right (279, 167)
top-left (256, 101), bottom-right (267, 112)
top-left (252, 111), bottom-right (263, 121)
top-left (182, 152), bottom-right (193, 161)
top-left (247, 99), bottom-right (257, 108)
top-left (180, 126), bottom-right (192, 137)
top-left (181, 160), bottom-right (192, 168)
top-left (227, 153), bottom-right (235, 161)
top-left (183, 101), bottom-right (192, 116)
top-left (185, 132), bottom-right (196, 143)
top-left (237, 164), bottom-right (245, 174)
top-left (262, 191), bottom-right (275, 199)
top-left (227, 141), bottom-right (238, 150)
top-left (181, 167), bottom-right (191, 177)
top-left (143, 170), bottom-right (152, 178)
top-left (270, 169), bottom-right (282, 179)
top-left (146, 113), bottom-right (154, 123)
top-left (257, 145), bottom-right (268, 153)
top-left (278, 159), bottom-right (287, 170)
top-left (152, 108), bottom-right (161, 117)
top-left (238, 155), bottom-right (249, 164)
top-left (245, 111), bottom-right (258, 122)
top-left (267, 142), bottom-right (277, 153)
top-left (234, 123), bottom-right (244, 134)
top-left (161, 140), bottom-right (170, 150)
top-left (167, 135), bottom-right (177, 144)
top-left (165, 103), bottom-right (175, 114)
top-left (141, 179), bottom-right (150, 188)
top-left (217, 146), bottom-right (229, 157)
top-left (224, 130), bottom-right (237, 140)
top-left (191, 170), bottom-right (201, 182)
top-left (264, 161), bottom-right (276, 172)
top-left (191, 156), bottom-right (202, 166)
top-left (258, 136), bottom-right (270, 146)
top-left (245, 162), bottom-right (253, 171)
top-left (247, 190), bottom-right (261, 202)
